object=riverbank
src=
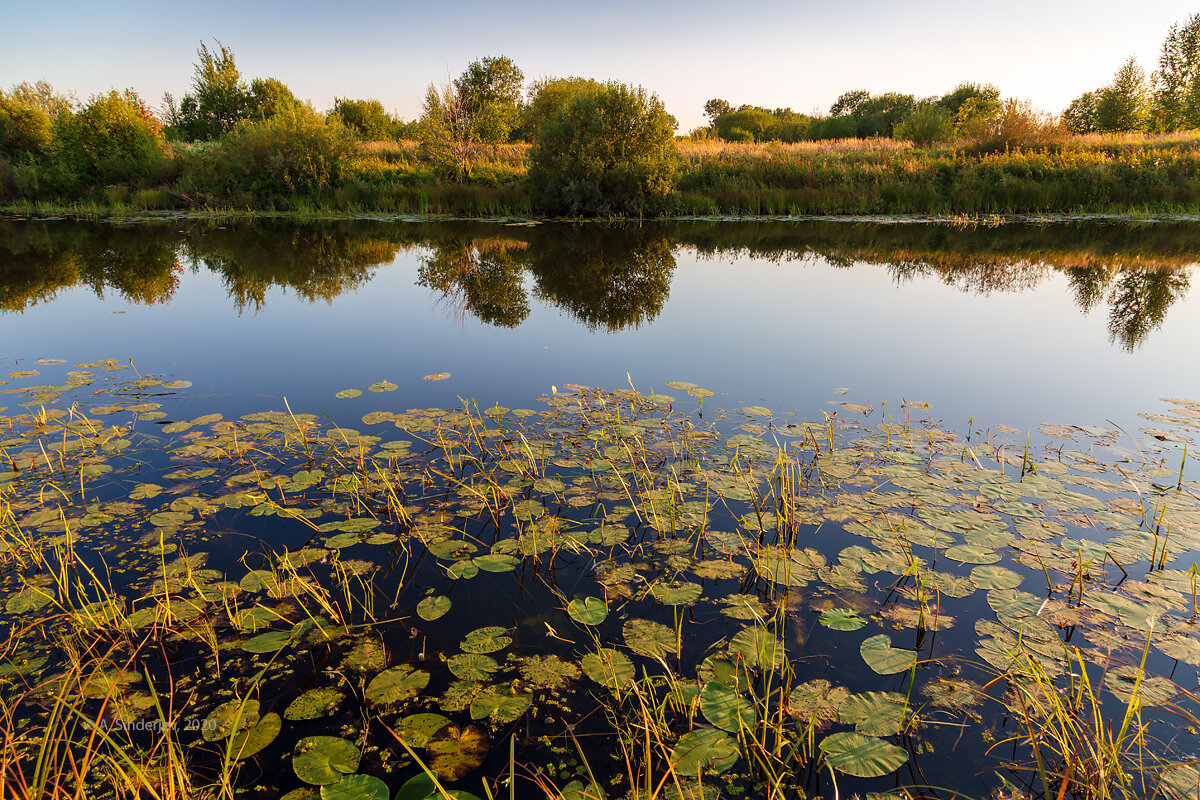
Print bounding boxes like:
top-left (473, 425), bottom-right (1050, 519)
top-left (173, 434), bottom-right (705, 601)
top-left (6, 132), bottom-right (1200, 218)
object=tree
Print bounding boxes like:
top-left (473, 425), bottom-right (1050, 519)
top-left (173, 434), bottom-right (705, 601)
top-left (1151, 14), bottom-right (1200, 131)
top-left (894, 104), bottom-right (954, 145)
top-left (1062, 91), bottom-right (1099, 134)
top-left (329, 98), bottom-right (397, 140)
top-left (703, 98), bottom-right (732, 128)
top-left (417, 79), bottom-right (473, 180)
top-left (177, 41), bottom-right (249, 141)
top-left (936, 83), bottom-right (1000, 119)
top-left (455, 55), bottom-right (524, 146)
top-left (1094, 57), bottom-right (1149, 133)
top-left (528, 82), bottom-right (676, 216)
top-left (830, 89), bottom-right (871, 118)
top-left (523, 77), bottom-right (604, 139)
top-left (246, 78), bottom-right (304, 121)
top-left (0, 81), bottom-right (71, 160)
top-left (54, 89), bottom-right (166, 184)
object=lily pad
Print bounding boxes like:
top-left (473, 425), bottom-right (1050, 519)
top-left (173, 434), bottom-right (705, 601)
top-left (242, 630), bottom-right (292, 654)
top-left (671, 728), bottom-right (739, 776)
top-left (700, 681), bottom-right (757, 732)
top-left (284, 689), bottom-right (344, 721)
top-left (366, 665), bottom-right (430, 705)
top-left (320, 775), bottom-right (390, 800)
top-left (820, 732), bottom-right (907, 778)
top-left (839, 691), bottom-right (907, 736)
top-left (624, 618), bottom-right (676, 660)
top-left (427, 724), bottom-right (488, 781)
top-left (819, 608), bottom-right (868, 631)
top-left (447, 653), bottom-right (500, 681)
top-left (335, 389), bottom-right (361, 399)
top-left (367, 381), bottom-right (397, 392)
top-left (567, 596), bottom-right (607, 626)
top-left (460, 626), bottom-right (511, 654)
top-left (227, 712), bottom-right (280, 760)
top-left (292, 736), bottom-right (359, 785)
top-left (859, 634), bottom-right (917, 675)
top-left (416, 595), bottom-right (451, 621)
top-left (581, 648), bottom-right (634, 690)
top-left (396, 712), bottom-right (453, 748)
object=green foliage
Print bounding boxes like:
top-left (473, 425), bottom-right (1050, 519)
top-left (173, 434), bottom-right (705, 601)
top-left (330, 98), bottom-right (397, 141)
top-left (247, 78), bottom-right (305, 121)
top-left (830, 90), bottom-right (915, 137)
top-left (455, 55), bottom-right (524, 146)
top-left (417, 81), bottom-right (472, 181)
top-left (807, 115), bottom-right (858, 140)
top-left (713, 106), bottom-right (810, 143)
top-left (936, 82), bottom-right (1000, 119)
top-left (1095, 57), bottom-right (1149, 133)
top-left (528, 81), bottom-right (676, 216)
top-left (894, 104), bottom-right (954, 145)
top-left (0, 82), bottom-right (70, 161)
top-left (1063, 91), bottom-right (1099, 135)
top-left (176, 41), bottom-right (249, 141)
top-left (523, 77), bottom-right (603, 140)
top-left (704, 98), bottom-right (732, 127)
top-left (53, 89), bottom-right (166, 185)
top-left (181, 108), bottom-right (354, 206)
top-left (1151, 13), bottom-right (1200, 131)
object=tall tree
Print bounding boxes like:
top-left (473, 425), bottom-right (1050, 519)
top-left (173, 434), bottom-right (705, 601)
top-left (1095, 57), bottom-right (1149, 133)
top-left (1151, 14), bottom-right (1200, 130)
top-left (177, 41), bottom-right (249, 140)
top-left (454, 56), bottom-right (524, 146)
top-left (703, 98), bottom-right (732, 128)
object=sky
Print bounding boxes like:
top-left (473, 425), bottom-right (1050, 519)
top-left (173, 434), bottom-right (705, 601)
top-left (2, 1), bottom-right (1197, 131)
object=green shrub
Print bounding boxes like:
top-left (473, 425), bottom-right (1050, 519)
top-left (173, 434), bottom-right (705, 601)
top-left (895, 104), bottom-right (955, 145)
top-left (181, 108), bottom-right (354, 206)
top-left (53, 89), bottom-right (167, 185)
top-left (329, 98), bottom-right (398, 141)
top-left (528, 82), bottom-right (676, 216)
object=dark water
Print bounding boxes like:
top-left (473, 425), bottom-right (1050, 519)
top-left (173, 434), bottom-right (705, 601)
top-left (3, 216), bottom-right (1200, 799)
top-left (3, 216), bottom-right (1200, 436)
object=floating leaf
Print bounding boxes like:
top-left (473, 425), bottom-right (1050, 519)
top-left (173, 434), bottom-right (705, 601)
top-left (970, 565), bottom-right (1022, 590)
top-left (335, 389), bottom-right (361, 399)
top-left (417, 595), bottom-right (451, 621)
top-left (447, 653), bottom-right (500, 681)
top-left (787, 680), bottom-right (849, 731)
top-left (567, 597), bottom-right (607, 626)
top-left (228, 712), bottom-right (280, 760)
top-left (427, 724), bottom-right (488, 781)
top-left (700, 681), bottom-right (757, 732)
top-left (292, 736), bottom-right (359, 785)
top-left (473, 553), bottom-right (520, 573)
top-left (859, 634), bottom-right (917, 675)
top-left (820, 608), bottom-right (867, 631)
top-left (518, 655), bottom-right (580, 689)
top-left (285, 689), bottom-right (344, 721)
top-left (241, 630), bottom-right (292, 654)
top-left (650, 581), bottom-right (702, 605)
top-left (6, 585), bottom-right (54, 614)
top-left (320, 775), bottom-right (390, 800)
top-left (366, 665), bottom-right (429, 706)
top-left (470, 686), bottom-right (532, 723)
top-left (624, 618), bottom-right (676, 660)
top-left (671, 728), bottom-right (739, 776)
top-left (461, 626), bottom-right (511, 654)
top-left (424, 373), bottom-right (452, 382)
top-left (820, 732), bottom-right (907, 778)
top-left (397, 712), bottom-right (452, 748)
top-left (839, 691), bottom-right (907, 736)
top-left (203, 699), bottom-right (259, 741)
top-left (581, 648), bottom-right (634, 690)
top-left (367, 381), bottom-right (397, 393)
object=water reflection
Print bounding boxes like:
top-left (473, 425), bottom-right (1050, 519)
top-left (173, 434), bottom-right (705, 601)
top-left (1, 217), bottom-right (1196, 349)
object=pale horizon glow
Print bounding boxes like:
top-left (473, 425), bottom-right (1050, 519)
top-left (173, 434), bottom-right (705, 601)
top-left (2, 1), bottom-right (1197, 132)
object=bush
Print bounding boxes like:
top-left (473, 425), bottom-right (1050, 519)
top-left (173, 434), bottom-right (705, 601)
top-left (0, 93), bottom-right (54, 161)
top-left (181, 108), bottom-right (354, 206)
top-left (894, 104), bottom-right (954, 145)
top-left (964, 99), bottom-right (1064, 152)
top-left (53, 89), bottom-right (167, 185)
top-left (528, 82), bottom-right (676, 216)
top-left (329, 98), bottom-right (397, 141)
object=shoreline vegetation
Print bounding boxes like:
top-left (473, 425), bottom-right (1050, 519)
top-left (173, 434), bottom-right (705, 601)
top-left (8, 12), bottom-right (1200, 219)
top-left (7, 133), bottom-right (1200, 220)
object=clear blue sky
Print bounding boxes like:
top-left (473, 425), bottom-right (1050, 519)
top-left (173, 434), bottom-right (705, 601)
top-left (2, 1), bottom-right (1196, 131)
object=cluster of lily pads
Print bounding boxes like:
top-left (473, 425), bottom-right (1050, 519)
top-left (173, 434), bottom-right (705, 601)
top-left (0, 363), bottom-right (1198, 799)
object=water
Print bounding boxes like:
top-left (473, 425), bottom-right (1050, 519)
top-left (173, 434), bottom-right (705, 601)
top-left (3, 216), bottom-right (1200, 800)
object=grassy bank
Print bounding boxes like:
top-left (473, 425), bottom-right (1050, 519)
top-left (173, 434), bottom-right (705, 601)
top-left (8, 132), bottom-right (1200, 218)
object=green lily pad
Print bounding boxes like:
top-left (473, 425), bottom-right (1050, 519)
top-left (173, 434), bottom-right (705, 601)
top-left (729, 626), bottom-right (785, 670)
top-left (417, 595), bottom-right (451, 621)
top-left (396, 712), bottom-right (452, 748)
top-left (203, 699), bottom-right (259, 741)
top-left (292, 736), bottom-right (359, 785)
top-left (624, 618), bottom-right (676, 660)
top-left (365, 665), bottom-right (430, 705)
top-left (671, 728), bottom-right (739, 776)
top-left (819, 608), bottom-right (868, 631)
top-left (787, 679), bottom-right (850, 731)
top-left (344, 639), bottom-right (387, 672)
top-left (839, 691), bottom-right (907, 736)
top-left (460, 626), bottom-right (511, 654)
top-left (650, 581), bottom-right (702, 605)
top-left (447, 653), bottom-right (500, 681)
top-left (284, 689), bottom-right (344, 721)
top-left (700, 681), bottom-right (757, 732)
top-left (367, 381), bottom-right (397, 393)
top-left (581, 648), bottom-right (634, 690)
top-left (820, 732), bottom-right (907, 778)
top-left (859, 634), bottom-right (917, 675)
top-left (242, 630), bottom-right (292, 654)
top-left (470, 686), bottom-right (533, 723)
top-left (227, 712), bottom-right (280, 760)
top-left (567, 596), bottom-right (607, 625)
top-left (473, 553), bottom-right (520, 573)
top-left (518, 654), bottom-right (581, 689)
top-left (320, 775), bottom-right (390, 800)
top-left (335, 389), bottom-right (361, 399)
top-left (970, 565), bottom-right (1022, 590)
top-left (5, 585), bottom-right (55, 614)
top-left (1104, 665), bottom-right (1178, 706)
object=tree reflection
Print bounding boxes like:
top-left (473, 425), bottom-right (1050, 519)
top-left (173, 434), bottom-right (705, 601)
top-left (0, 221), bottom-right (181, 311)
top-left (416, 238), bottom-right (530, 327)
top-left (527, 227), bottom-right (675, 331)
top-left (1105, 269), bottom-right (1191, 351)
top-left (183, 223), bottom-right (404, 310)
